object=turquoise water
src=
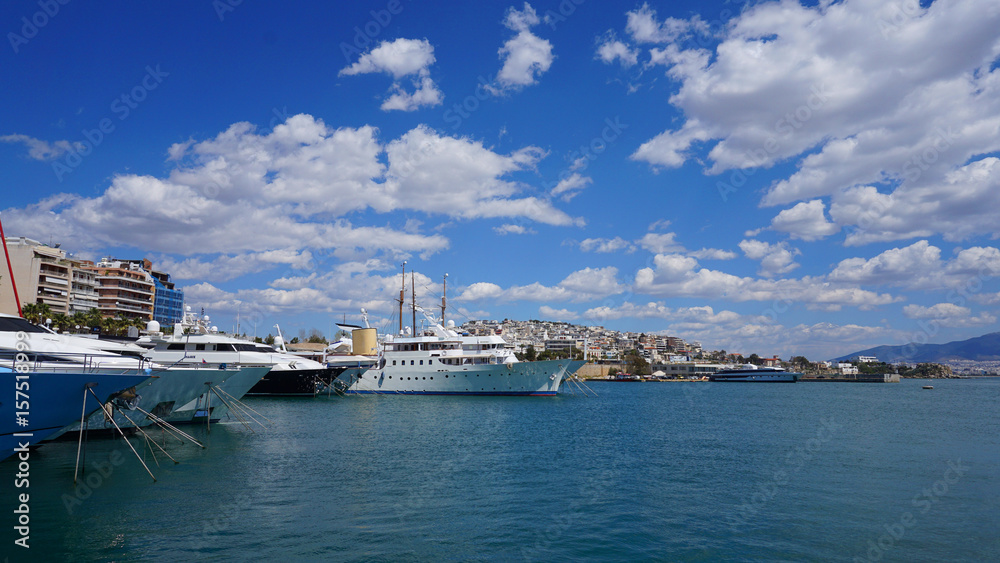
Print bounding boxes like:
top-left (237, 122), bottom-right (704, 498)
top-left (3, 378), bottom-right (998, 561)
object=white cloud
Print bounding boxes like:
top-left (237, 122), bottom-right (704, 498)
top-left (634, 253), bottom-right (898, 310)
top-left (828, 240), bottom-right (943, 288)
top-left (491, 3), bottom-right (554, 93)
top-left (770, 199), bottom-right (840, 241)
top-left (637, 232), bottom-right (683, 254)
top-left (494, 224), bottom-right (536, 235)
top-left (625, 3), bottom-right (702, 44)
top-left (688, 248), bottom-right (737, 260)
top-left (340, 37), bottom-right (436, 79)
top-left (580, 237), bottom-right (635, 253)
top-left (739, 239), bottom-right (800, 277)
top-left (380, 76), bottom-right (443, 112)
top-left (596, 38), bottom-right (638, 67)
top-left (902, 302), bottom-right (996, 327)
top-left (550, 172), bottom-right (592, 201)
top-left (340, 38), bottom-right (443, 111)
top-left (155, 249), bottom-right (314, 282)
top-left (614, 0), bottom-right (1000, 245)
top-left (456, 266), bottom-right (624, 303)
top-left (3, 114), bottom-right (584, 265)
top-left (539, 305), bottom-right (579, 321)
top-left (1, 134), bottom-right (83, 161)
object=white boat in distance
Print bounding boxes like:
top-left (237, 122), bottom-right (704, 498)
top-left (708, 364), bottom-right (801, 382)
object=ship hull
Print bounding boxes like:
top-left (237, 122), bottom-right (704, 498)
top-left (709, 372), bottom-right (800, 382)
top-left (245, 367), bottom-right (334, 396)
top-left (336, 359), bottom-right (576, 395)
top-left (1, 369), bottom-right (150, 459)
top-left (164, 366), bottom-right (271, 424)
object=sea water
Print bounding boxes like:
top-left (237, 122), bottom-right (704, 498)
top-left (2, 378), bottom-right (998, 561)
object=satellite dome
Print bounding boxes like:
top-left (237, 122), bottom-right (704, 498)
top-left (146, 320), bottom-right (160, 332)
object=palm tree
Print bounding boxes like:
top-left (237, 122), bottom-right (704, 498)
top-left (84, 308), bottom-right (104, 331)
top-left (70, 311), bottom-right (89, 333)
top-left (21, 303), bottom-right (52, 325)
top-left (50, 313), bottom-right (72, 333)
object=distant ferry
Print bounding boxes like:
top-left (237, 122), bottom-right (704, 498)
top-left (709, 364), bottom-right (800, 383)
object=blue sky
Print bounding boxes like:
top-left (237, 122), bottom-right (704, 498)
top-left (2, 0), bottom-right (1000, 360)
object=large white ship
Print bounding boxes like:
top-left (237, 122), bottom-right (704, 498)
top-left (333, 268), bottom-right (582, 395)
top-left (708, 364), bottom-right (801, 382)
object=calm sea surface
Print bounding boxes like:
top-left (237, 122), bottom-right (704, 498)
top-left (3, 378), bottom-right (998, 562)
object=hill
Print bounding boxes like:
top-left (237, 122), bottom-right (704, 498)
top-left (831, 332), bottom-right (1000, 363)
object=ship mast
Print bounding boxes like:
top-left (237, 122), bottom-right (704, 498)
top-left (398, 261), bottom-right (406, 334)
top-left (411, 270), bottom-right (416, 335)
top-left (440, 273), bottom-right (448, 325)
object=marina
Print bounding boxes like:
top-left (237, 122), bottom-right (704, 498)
top-left (2, 378), bottom-right (997, 561)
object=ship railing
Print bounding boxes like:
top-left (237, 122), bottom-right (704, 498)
top-left (0, 349), bottom-right (152, 374)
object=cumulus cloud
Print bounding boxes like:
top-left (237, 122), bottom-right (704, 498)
top-left (539, 305), bottom-right (579, 320)
top-left (634, 253), bottom-right (898, 311)
top-left (596, 38), bottom-right (638, 67)
top-left (770, 200), bottom-right (840, 241)
top-left (340, 38), bottom-right (443, 111)
top-left (3, 114), bottom-right (582, 265)
top-left (579, 237), bottom-right (635, 253)
top-left (903, 302), bottom-right (996, 327)
top-left (609, 0), bottom-right (1000, 244)
top-left (739, 239), bottom-right (801, 277)
top-left (456, 266), bottom-right (624, 303)
top-left (490, 3), bottom-right (554, 93)
top-left (688, 248), bottom-right (737, 260)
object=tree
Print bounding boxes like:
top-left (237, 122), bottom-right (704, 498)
top-left (264, 333), bottom-right (275, 346)
top-left (50, 313), bottom-right (71, 333)
top-left (289, 336), bottom-right (300, 344)
top-left (747, 353), bottom-right (762, 366)
top-left (84, 308), bottom-right (104, 331)
top-left (524, 345), bottom-right (536, 362)
top-left (624, 349), bottom-right (651, 376)
top-left (21, 303), bottom-right (52, 325)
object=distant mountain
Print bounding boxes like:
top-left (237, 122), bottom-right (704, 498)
top-left (831, 332), bottom-right (1000, 363)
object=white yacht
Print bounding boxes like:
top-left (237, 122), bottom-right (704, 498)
top-left (708, 364), bottom-right (801, 382)
top-left (137, 309), bottom-right (278, 422)
top-left (334, 308), bottom-right (581, 395)
top-left (0, 314), bottom-right (253, 436)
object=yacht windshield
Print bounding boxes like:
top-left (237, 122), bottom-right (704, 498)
top-left (0, 316), bottom-right (50, 334)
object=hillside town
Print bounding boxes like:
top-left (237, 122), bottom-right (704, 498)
top-left (2, 237), bottom-right (995, 377)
